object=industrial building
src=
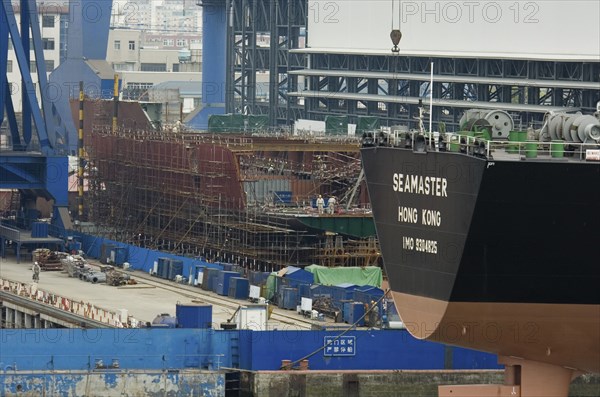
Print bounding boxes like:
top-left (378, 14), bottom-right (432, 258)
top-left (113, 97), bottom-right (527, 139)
top-left (226, 0), bottom-right (600, 130)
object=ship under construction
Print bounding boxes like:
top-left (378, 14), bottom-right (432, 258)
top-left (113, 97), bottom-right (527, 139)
top-left (74, 99), bottom-right (379, 271)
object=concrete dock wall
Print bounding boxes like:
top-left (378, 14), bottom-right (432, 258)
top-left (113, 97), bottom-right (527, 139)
top-left (0, 370), bottom-right (224, 397)
top-left (243, 371), bottom-right (600, 397)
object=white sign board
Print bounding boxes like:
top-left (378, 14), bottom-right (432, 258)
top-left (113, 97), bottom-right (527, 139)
top-left (301, 297), bottom-right (313, 312)
top-left (237, 306), bottom-right (268, 331)
top-left (249, 285), bottom-right (261, 300)
top-left (586, 149), bottom-right (600, 161)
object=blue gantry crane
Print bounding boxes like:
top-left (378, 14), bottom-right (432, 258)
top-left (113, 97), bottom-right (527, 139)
top-left (1, 0), bottom-right (71, 260)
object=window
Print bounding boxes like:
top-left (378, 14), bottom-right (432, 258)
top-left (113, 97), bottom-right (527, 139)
top-left (7, 60), bottom-right (12, 73)
top-left (141, 63), bottom-right (167, 72)
top-left (30, 61), bottom-right (37, 72)
top-left (172, 63), bottom-right (179, 72)
top-left (7, 40), bottom-right (12, 49)
top-left (127, 82), bottom-right (153, 90)
top-left (128, 40), bottom-right (135, 50)
top-left (45, 60), bottom-right (55, 72)
top-left (114, 40), bottom-right (121, 50)
top-left (163, 39), bottom-right (174, 46)
top-left (176, 39), bottom-right (187, 47)
top-left (113, 63), bottom-right (134, 72)
top-left (42, 15), bottom-right (55, 28)
top-left (42, 38), bottom-right (55, 50)
top-left (123, 82), bottom-right (153, 100)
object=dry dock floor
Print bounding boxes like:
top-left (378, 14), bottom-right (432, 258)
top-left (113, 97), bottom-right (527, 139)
top-left (0, 254), bottom-right (328, 330)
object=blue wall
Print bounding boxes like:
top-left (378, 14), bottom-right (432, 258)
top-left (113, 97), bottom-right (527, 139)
top-left (0, 329), bottom-right (230, 371)
top-left (239, 329), bottom-right (500, 371)
top-left (71, 232), bottom-right (223, 278)
top-left (0, 329), bottom-right (501, 372)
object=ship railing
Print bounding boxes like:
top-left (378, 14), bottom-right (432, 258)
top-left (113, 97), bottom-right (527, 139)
top-left (366, 130), bottom-right (600, 161)
top-left (485, 137), bottom-right (600, 160)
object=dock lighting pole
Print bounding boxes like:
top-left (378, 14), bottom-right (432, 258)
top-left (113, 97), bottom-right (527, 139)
top-left (78, 82), bottom-right (84, 219)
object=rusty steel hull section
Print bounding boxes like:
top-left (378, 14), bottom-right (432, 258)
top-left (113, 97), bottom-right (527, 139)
top-left (84, 117), bottom-right (370, 267)
top-left (91, 134), bottom-right (246, 209)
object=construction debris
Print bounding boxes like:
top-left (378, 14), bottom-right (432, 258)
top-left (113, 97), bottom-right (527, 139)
top-left (61, 255), bottom-right (89, 277)
top-left (106, 269), bottom-right (132, 286)
top-left (33, 249), bottom-right (65, 271)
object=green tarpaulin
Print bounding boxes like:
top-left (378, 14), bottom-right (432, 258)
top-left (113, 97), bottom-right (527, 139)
top-left (246, 115), bottom-right (269, 131)
top-left (305, 265), bottom-right (382, 288)
top-left (208, 114), bottom-right (270, 133)
top-left (356, 116), bottom-right (380, 135)
top-left (207, 114), bottom-right (245, 132)
top-left (265, 272), bottom-right (278, 300)
top-left (325, 115), bottom-right (348, 135)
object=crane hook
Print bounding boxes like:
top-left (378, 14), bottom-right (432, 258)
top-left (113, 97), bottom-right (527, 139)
top-left (390, 30), bottom-right (402, 53)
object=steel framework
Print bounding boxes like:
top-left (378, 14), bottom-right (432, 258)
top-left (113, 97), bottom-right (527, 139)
top-left (225, 0), bottom-right (599, 130)
top-left (227, 0), bottom-right (306, 127)
top-left (1, 0), bottom-right (70, 233)
top-left (291, 53), bottom-right (600, 130)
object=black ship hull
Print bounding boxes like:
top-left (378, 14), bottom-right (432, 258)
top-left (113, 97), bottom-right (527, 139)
top-left (361, 146), bottom-right (600, 374)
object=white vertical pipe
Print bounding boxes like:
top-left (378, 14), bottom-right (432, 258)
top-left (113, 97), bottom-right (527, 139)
top-left (429, 62), bottom-right (434, 133)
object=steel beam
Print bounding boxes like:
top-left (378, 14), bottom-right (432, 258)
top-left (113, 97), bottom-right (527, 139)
top-left (1, 0), bottom-right (52, 154)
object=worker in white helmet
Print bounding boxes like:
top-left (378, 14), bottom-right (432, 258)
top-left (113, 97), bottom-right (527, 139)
top-left (327, 196), bottom-right (336, 214)
top-left (32, 261), bottom-right (41, 283)
top-left (316, 195), bottom-right (325, 214)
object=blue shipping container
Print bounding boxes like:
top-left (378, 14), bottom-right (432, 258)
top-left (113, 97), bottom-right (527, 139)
top-left (228, 277), bottom-right (250, 300)
top-left (100, 244), bottom-right (117, 264)
top-left (216, 271), bottom-right (241, 296)
top-left (111, 247), bottom-right (128, 266)
top-left (221, 263), bottom-right (234, 272)
top-left (343, 302), bottom-right (365, 326)
top-left (248, 271), bottom-right (270, 285)
top-left (157, 257), bottom-right (170, 279)
top-left (31, 222), bottom-right (49, 238)
top-left (168, 260), bottom-right (184, 280)
top-left (176, 304), bottom-right (213, 329)
top-left (202, 268), bottom-right (220, 291)
top-left (279, 288), bottom-right (298, 310)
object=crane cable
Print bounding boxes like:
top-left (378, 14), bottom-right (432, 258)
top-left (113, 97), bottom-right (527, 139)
top-left (390, 0), bottom-right (402, 53)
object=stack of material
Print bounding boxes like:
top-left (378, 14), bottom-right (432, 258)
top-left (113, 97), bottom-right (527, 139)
top-left (61, 255), bottom-right (89, 277)
top-left (312, 295), bottom-right (339, 318)
top-left (105, 270), bottom-right (131, 286)
top-left (33, 249), bottom-right (64, 271)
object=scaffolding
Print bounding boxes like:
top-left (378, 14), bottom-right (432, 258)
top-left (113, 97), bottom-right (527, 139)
top-left (84, 124), bottom-right (378, 271)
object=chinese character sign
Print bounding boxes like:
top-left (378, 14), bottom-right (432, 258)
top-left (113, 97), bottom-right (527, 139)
top-left (324, 336), bottom-right (356, 357)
